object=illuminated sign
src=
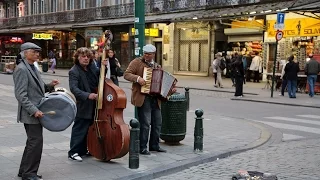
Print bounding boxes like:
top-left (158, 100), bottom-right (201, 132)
top-left (32, 33), bottom-right (53, 40)
top-left (131, 28), bottom-right (159, 37)
top-left (85, 29), bottom-right (103, 38)
top-left (267, 18), bottom-right (320, 37)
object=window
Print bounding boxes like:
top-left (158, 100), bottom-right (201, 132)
top-left (32, 0), bottom-right (37, 14)
top-left (40, 0), bottom-right (44, 13)
top-left (0, 4), bottom-right (4, 18)
top-left (67, 0), bottom-right (74, 10)
top-left (6, 3), bottom-right (10, 18)
top-left (17, 2), bottom-right (25, 17)
top-left (96, 0), bottom-right (102, 7)
top-left (80, 0), bottom-right (85, 9)
top-left (51, 0), bottom-right (57, 12)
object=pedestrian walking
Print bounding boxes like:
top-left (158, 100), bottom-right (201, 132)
top-left (13, 42), bottom-right (59, 180)
top-left (250, 51), bottom-right (262, 83)
top-left (232, 54), bottom-right (245, 97)
top-left (212, 52), bottom-right (224, 88)
top-left (285, 55), bottom-right (300, 98)
top-left (305, 53), bottom-right (320, 97)
top-left (48, 50), bottom-right (56, 74)
top-left (279, 59), bottom-right (288, 96)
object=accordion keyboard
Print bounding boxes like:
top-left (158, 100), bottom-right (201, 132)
top-left (141, 67), bottom-right (153, 94)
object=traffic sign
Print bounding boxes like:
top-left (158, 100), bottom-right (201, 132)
top-left (277, 13), bottom-right (285, 24)
top-left (276, 30), bottom-right (283, 41)
top-left (274, 24), bottom-right (285, 30)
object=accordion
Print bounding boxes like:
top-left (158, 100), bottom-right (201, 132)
top-left (141, 67), bottom-right (177, 99)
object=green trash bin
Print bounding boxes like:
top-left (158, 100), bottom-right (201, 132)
top-left (160, 93), bottom-right (187, 144)
top-left (42, 61), bottom-right (48, 72)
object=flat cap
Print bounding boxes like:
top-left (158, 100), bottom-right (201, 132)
top-left (20, 42), bottom-right (42, 51)
top-left (143, 44), bottom-right (156, 53)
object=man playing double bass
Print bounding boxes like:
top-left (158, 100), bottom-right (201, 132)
top-left (124, 44), bottom-right (176, 155)
top-left (68, 47), bottom-right (107, 162)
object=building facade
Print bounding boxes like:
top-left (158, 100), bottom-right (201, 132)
top-left (0, 0), bottom-right (301, 75)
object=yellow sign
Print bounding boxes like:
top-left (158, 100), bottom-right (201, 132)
top-left (32, 33), bottom-right (53, 40)
top-left (231, 20), bottom-right (264, 29)
top-left (267, 18), bottom-right (320, 37)
top-left (131, 28), bottom-right (159, 37)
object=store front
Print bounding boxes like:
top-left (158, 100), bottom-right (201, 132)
top-left (264, 12), bottom-right (320, 91)
top-left (0, 35), bottom-right (25, 56)
top-left (173, 22), bottom-right (211, 76)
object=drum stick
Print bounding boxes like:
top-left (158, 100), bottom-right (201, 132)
top-left (43, 111), bottom-right (56, 115)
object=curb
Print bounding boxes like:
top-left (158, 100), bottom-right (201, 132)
top-left (41, 73), bottom-right (259, 95)
top-left (231, 98), bottom-right (320, 109)
top-left (116, 119), bottom-right (271, 180)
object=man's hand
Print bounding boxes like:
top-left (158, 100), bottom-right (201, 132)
top-left (88, 93), bottom-right (98, 100)
top-left (138, 77), bottom-right (146, 86)
top-left (50, 79), bottom-right (60, 86)
top-left (34, 111), bottom-right (44, 118)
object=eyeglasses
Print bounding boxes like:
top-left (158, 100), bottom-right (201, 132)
top-left (144, 53), bottom-right (154, 56)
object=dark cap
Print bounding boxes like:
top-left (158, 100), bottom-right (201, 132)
top-left (20, 42), bottom-right (42, 51)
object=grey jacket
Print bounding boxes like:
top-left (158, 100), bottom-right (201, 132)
top-left (305, 59), bottom-right (320, 75)
top-left (69, 63), bottom-right (99, 119)
top-left (13, 59), bottom-right (54, 124)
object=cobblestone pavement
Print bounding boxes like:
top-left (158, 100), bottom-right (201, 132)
top-left (155, 138), bottom-right (320, 180)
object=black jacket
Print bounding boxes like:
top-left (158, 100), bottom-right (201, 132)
top-left (305, 59), bottom-right (320, 75)
top-left (285, 61), bottom-right (300, 81)
top-left (68, 63), bottom-right (99, 119)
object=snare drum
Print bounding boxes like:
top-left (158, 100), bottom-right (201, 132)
top-left (38, 88), bottom-right (77, 132)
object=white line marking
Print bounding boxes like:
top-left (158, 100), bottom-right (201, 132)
top-left (257, 121), bottom-right (320, 134)
top-left (296, 115), bottom-right (320, 119)
top-left (264, 116), bottom-right (320, 126)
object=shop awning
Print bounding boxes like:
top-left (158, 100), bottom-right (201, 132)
top-left (172, 1), bottom-right (303, 21)
top-left (72, 11), bottom-right (193, 28)
top-left (0, 24), bottom-right (75, 34)
top-left (288, 0), bottom-right (320, 12)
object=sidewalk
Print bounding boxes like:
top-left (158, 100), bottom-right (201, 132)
top-left (0, 101), bottom-right (269, 180)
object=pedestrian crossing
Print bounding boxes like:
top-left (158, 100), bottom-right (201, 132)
top-left (257, 115), bottom-right (320, 141)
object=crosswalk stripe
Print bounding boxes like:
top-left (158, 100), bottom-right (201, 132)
top-left (264, 116), bottom-right (320, 126)
top-left (282, 134), bottom-right (305, 141)
top-left (296, 115), bottom-right (320, 119)
top-left (257, 121), bottom-right (320, 135)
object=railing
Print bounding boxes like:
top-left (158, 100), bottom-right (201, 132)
top-left (0, 0), bottom-right (290, 29)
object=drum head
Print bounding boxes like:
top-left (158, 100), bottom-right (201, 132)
top-left (39, 93), bottom-right (76, 132)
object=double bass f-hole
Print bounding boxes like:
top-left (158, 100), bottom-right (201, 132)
top-left (107, 114), bottom-right (117, 130)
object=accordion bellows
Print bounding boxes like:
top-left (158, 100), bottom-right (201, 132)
top-left (141, 67), bottom-right (177, 99)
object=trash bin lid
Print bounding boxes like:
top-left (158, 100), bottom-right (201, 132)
top-left (168, 93), bottom-right (186, 101)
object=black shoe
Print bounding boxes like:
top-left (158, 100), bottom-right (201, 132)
top-left (149, 147), bottom-right (167, 153)
top-left (140, 149), bottom-right (151, 155)
top-left (22, 175), bottom-right (42, 180)
top-left (18, 174), bottom-right (42, 178)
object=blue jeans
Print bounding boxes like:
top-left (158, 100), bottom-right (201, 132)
top-left (307, 75), bottom-right (318, 97)
top-left (137, 96), bottom-right (162, 150)
top-left (287, 80), bottom-right (297, 98)
top-left (281, 79), bottom-right (288, 96)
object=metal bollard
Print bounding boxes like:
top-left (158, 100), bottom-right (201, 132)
top-left (185, 87), bottom-right (190, 111)
top-left (194, 109), bottom-right (204, 152)
top-left (129, 118), bottom-right (140, 169)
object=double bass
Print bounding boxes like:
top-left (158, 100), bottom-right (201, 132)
top-left (87, 30), bottom-right (130, 161)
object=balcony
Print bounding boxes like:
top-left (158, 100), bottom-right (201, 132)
top-left (0, 0), bottom-right (292, 30)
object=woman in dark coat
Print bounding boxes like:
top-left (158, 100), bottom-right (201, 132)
top-left (284, 55), bottom-right (300, 98)
top-left (232, 53), bottom-right (245, 97)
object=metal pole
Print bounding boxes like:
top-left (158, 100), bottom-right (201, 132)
top-left (271, 40), bottom-right (279, 98)
top-left (129, 119), bottom-right (140, 169)
top-left (134, 0), bottom-right (145, 57)
top-left (134, 0), bottom-right (145, 120)
top-left (185, 87), bottom-right (190, 111)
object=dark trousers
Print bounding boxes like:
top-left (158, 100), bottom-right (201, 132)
top-left (137, 96), bottom-right (162, 150)
top-left (213, 72), bottom-right (217, 85)
top-left (19, 124), bottom-right (43, 178)
top-left (253, 71), bottom-right (260, 82)
top-left (111, 75), bottom-right (119, 86)
top-left (246, 70), bottom-right (252, 81)
top-left (235, 76), bottom-right (244, 96)
top-left (281, 79), bottom-right (288, 96)
top-left (68, 117), bottom-right (93, 156)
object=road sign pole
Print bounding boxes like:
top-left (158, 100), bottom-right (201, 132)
top-left (134, 0), bottom-right (145, 119)
top-left (271, 39), bottom-right (278, 98)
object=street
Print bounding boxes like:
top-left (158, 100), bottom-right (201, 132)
top-left (1, 73), bottom-right (320, 179)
